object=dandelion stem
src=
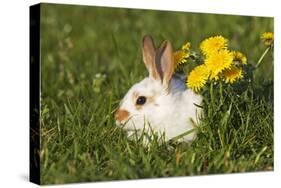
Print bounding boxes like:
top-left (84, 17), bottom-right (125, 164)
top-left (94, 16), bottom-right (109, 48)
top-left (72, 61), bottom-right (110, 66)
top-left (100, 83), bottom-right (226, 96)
top-left (255, 47), bottom-right (271, 69)
top-left (210, 82), bottom-right (215, 109)
top-left (219, 81), bottom-right (223, 105)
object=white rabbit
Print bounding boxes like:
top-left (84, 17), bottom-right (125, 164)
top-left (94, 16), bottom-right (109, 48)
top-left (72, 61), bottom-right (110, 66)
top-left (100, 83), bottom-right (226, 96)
top-left (114, 35), bottom-right (203, 143)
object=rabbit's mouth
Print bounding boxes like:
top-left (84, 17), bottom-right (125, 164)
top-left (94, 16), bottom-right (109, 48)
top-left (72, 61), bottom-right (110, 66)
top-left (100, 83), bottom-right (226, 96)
top-left (115, 118), bottom-right (130, 127)
top-left (115, 115), bottom-right (134, 126)
top-left (116, 118), bottom-right (141, 132)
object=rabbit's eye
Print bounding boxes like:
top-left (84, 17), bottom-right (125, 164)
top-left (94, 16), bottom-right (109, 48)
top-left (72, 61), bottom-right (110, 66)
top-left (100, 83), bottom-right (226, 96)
top-left (136, 96), bottom-right (146, 105)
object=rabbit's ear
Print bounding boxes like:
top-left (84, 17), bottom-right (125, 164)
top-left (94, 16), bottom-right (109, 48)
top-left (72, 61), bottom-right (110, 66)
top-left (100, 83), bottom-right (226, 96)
top-left (142, 35), bottom-right (160, 80)
top-left (155, 40), bottom-right (174, 88)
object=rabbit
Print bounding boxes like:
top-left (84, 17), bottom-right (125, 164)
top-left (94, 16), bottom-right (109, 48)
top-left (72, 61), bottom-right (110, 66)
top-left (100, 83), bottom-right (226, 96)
top-left (114, 35), bottom-right (203, 143)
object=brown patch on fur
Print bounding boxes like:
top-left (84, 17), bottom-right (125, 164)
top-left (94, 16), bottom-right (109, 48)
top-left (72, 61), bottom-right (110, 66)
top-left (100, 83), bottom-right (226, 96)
top-left (114, 109), bottom-right (130, 122)
top-left (147, 96), bottom-right (155, 104)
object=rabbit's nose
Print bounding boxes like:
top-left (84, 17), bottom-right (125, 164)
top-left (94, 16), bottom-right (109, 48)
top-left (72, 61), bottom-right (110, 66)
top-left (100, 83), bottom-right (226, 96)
top-left (114, 109), bottom-right (130, 122)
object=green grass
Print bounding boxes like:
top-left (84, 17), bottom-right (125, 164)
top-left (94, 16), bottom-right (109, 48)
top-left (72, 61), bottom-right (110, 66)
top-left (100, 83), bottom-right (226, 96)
top-left (39, 3), bottom-right (273, 184)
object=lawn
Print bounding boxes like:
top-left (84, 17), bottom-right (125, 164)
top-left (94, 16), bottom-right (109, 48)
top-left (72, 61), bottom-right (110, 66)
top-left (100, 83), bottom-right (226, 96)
top-left (39, 3), bottom-right (274, 184)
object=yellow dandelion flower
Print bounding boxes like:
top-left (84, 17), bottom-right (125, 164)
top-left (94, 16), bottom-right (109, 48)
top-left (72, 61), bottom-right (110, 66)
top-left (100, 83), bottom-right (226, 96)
top-left (261, 32), bottom-right (274, 46)
top-left (205, 49), bottom-right (233, 80)
top-left (187, 64), bottom-right (210, 92)
top-left (200, 36), bottom-right (228, 55)
top-left (231, 51), bottom-right (247, 65)
top-left (222, 65), bottom-right (243, 84)
top-left (174, 42), bottom-right (190, 70)
top-left (181, 42), bottom-right (191, 51)
top-left (174, 50), bottom-right (189, 69)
